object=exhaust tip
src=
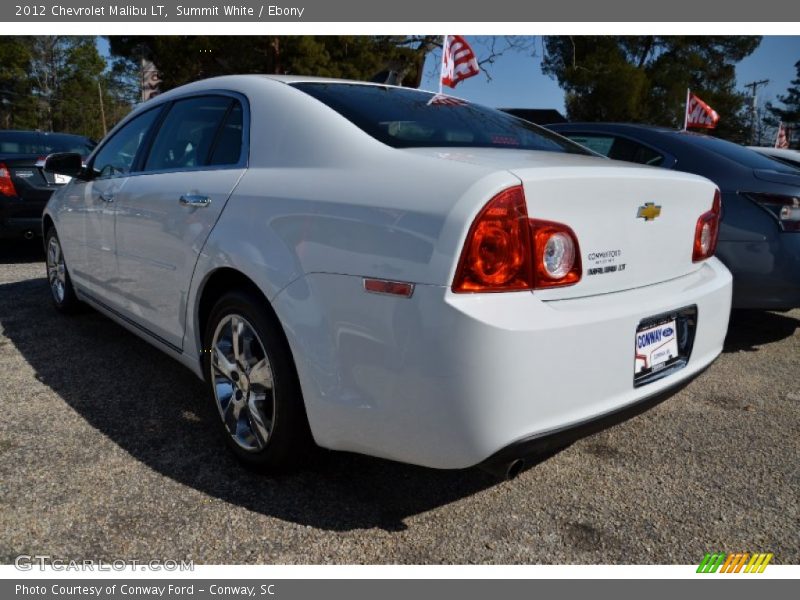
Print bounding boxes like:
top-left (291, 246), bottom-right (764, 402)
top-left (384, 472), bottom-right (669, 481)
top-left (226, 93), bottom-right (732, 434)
top-left (479, 458), bottom-right (526, 481)
top-left (506, 458), bottom-right (525, 480)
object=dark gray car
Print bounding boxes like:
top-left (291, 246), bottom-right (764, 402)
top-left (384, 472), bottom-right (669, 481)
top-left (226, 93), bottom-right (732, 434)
top-left (547, 123), bottom-right (800, 309)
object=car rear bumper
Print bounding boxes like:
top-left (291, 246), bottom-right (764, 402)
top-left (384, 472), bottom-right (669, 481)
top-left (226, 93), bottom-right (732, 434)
top-left (478, 366), bottom-right (704, 477)
top-left (718, 235), bottom-right (800, 309)
top-left (273, 258), bottom-right (733, 469)
top-left (0, 196), bottom-right (46, 239)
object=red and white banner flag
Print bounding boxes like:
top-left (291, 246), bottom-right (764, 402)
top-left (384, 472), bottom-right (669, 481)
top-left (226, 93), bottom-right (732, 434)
top-left (440, 35), bottom-right (480, 90)
top-left (684, 90), bottom-right (720, 130)
top-left (775, 122), bottom-right (790, 149)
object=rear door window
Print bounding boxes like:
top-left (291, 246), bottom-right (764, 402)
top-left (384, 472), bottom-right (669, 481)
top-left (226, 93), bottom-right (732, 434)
top-left (143, 96), bottom-right (238, 172)
top-left (209, 102), bottom-right (244, 166)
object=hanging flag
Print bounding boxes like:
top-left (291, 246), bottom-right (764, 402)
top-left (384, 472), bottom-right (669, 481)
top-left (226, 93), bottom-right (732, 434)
top-left (440, 35), bottom-right (480, 90)
top-left (684, 90), bottom-right (720, 130)
top-left (140, 58), bottom-right (161, 102)
top-left (775, 122), bottom-right (790, 149)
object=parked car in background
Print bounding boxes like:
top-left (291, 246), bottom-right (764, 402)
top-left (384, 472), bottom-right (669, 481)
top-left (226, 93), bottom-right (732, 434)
top-left (548, 123), bottom-right (800, 310)
top-left (0, 130), bottom-right (95, 240)
top-left (748, 146), bottom-right (800, 170)
top-left (43, 76), bottom-right (731, 477)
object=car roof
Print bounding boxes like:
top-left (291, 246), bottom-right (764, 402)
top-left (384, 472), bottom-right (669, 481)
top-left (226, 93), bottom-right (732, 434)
top-left (547, 122), bottom-right (751, 146)
top-left (137, 74), bottom-right (460, 113)
top-left (548, 122), bottom-right (722, 139)
top-left (199, 73), bottom-right (431, 94)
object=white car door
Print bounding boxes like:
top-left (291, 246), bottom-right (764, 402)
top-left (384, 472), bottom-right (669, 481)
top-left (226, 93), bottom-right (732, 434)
top-left (112, 94), bottom-right (247, 350)
top-left (60, 107), bottom-right (162, 298)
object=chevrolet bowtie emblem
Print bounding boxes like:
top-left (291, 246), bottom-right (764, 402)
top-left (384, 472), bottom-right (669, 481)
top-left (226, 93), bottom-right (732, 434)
top-left (637, 202), bottom-right (662, 221)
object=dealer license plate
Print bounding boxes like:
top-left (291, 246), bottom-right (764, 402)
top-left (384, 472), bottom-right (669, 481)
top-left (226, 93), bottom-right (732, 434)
top-left (634, 319), bottom-right (679, 375)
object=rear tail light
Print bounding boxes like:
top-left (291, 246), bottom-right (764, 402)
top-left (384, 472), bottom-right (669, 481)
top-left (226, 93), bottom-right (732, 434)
top-left (692, 188), bottom-right (721, 262)
top-left (452, 186), bottom-right (533, 292)
top-left (452, 186), bottom-right (582, 292)
top-left (531, 221), bottom-right (582, 288)
top-left (0, 163), bottom-right (18, 197)
top-left (746, 192), bottom-right (800, 232)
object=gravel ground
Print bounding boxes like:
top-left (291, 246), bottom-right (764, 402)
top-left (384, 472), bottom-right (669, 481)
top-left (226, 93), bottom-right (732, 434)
top-left (0, 240), bottom-right (798, 565)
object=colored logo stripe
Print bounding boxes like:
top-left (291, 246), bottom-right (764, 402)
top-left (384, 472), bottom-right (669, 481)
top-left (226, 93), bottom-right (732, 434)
top-left (745, 553), bottom-right (773, 573)
top-left (697, 553), bottom-right (725, 573)
top-left (697, 552), bottom-right (773, 573)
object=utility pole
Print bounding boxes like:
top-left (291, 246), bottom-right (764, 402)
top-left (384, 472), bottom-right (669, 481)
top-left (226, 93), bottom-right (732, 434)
top-left (97, 81), bottom-right (107, 137)
top-left (744, 79), bottom-right (769, 145)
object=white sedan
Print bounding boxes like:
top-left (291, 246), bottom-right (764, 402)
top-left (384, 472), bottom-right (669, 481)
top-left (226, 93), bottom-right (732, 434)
top-left (42, 76), bottom-right (732, 478)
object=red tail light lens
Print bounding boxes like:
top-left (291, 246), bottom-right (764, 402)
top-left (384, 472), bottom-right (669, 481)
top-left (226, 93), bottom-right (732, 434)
top-left (693, 189), bottom-right (721, 262)
top-left (452, 186), bottom-right (582, 292)
top-left (452, 185), bottom-right (533, 292)
top-left (0, 163), bottom-right (18, 197)
top-left (531, 220), bottom-right (582, 288)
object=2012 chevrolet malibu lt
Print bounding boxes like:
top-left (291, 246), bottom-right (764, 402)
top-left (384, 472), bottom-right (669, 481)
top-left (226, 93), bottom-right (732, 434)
top-left (42, 75), bottom-right (733, 476)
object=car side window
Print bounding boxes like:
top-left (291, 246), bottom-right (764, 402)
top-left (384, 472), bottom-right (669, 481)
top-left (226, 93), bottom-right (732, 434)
top-left (92, 108), bottom-right (161, 179)
top-left (143, 96), bottom-right (236, 172)
top-left (566, 134), bottom-right (666, 167)
top-left (567, 135), bottom-right (616, 157)
top-left (209, 103), bottom-right (243, 166)
top-left (608, 137), bottom-right (665, 166)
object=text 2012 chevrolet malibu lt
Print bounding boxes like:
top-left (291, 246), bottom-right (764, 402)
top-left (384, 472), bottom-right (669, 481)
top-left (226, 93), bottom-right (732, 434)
top-left (42, 76), bottom-right (732, 477)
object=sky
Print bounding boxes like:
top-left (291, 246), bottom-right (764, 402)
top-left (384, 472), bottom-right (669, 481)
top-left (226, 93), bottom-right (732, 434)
top-left (97, 36), bottom-right (799, 114)
top-left (419, 36), bottom-right (800, 115)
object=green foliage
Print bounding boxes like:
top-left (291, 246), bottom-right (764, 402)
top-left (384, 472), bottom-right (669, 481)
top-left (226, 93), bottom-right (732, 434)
top-left (767, 59), bottom-right (800, 124)
top-left (0, 36), bottom-right (136, 138)
top-left (542, 36), bottom-right (762, 142)
top-left (106, 35), bottom-right (431, 91)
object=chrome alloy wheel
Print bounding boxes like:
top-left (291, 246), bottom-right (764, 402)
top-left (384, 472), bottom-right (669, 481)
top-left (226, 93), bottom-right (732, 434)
top-left (210, 314), bottom-right (276, 451)
top-left (46, 235), bottom-right (67, 304)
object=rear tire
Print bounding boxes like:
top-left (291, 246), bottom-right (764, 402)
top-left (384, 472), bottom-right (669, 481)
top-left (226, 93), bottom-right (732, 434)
top-left (202, 290), bottom-right (313, 472)
top-left (45, 227), bottom-right (80, 314)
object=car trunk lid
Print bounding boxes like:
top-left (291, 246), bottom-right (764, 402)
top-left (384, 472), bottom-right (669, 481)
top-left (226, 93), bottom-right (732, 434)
top-left (513, 164), bottom-right (717, 300)
top-left (403, 148), bottom-right (719, 299)
top-left (0, 154), bottom-right (66, 200)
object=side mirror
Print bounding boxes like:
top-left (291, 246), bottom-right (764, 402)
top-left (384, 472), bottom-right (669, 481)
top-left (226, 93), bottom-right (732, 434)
top-left (44, 153), bottom-right (86, 179)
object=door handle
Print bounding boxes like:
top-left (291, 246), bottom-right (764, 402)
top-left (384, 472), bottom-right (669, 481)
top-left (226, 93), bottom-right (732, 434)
top-left (179, 194), bottom-right (211, 208)
top-left (99, 192), bottom-right (114, 203)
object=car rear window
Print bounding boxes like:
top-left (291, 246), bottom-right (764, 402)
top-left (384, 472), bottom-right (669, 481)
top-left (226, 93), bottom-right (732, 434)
top-left (563, 134), bottom-right (665, 166)
top-left (683, 134), bottom-right (799, 173)
top-left (0, 132), bottom-right (95, 156)
top-left (291, 82), bottom-right (590, 154)
top-left (760, 153), bottom-right (800, 170)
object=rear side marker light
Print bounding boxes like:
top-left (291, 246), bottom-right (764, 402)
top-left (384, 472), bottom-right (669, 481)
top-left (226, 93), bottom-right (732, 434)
top-left (693, 188), bottom-right (721, 262)
top-left (363, 278), bottom-right (415, 298)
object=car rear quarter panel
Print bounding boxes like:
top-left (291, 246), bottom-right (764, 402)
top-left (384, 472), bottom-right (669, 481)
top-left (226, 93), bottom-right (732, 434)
top-left (183, 76), bottom-right (520, 368)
